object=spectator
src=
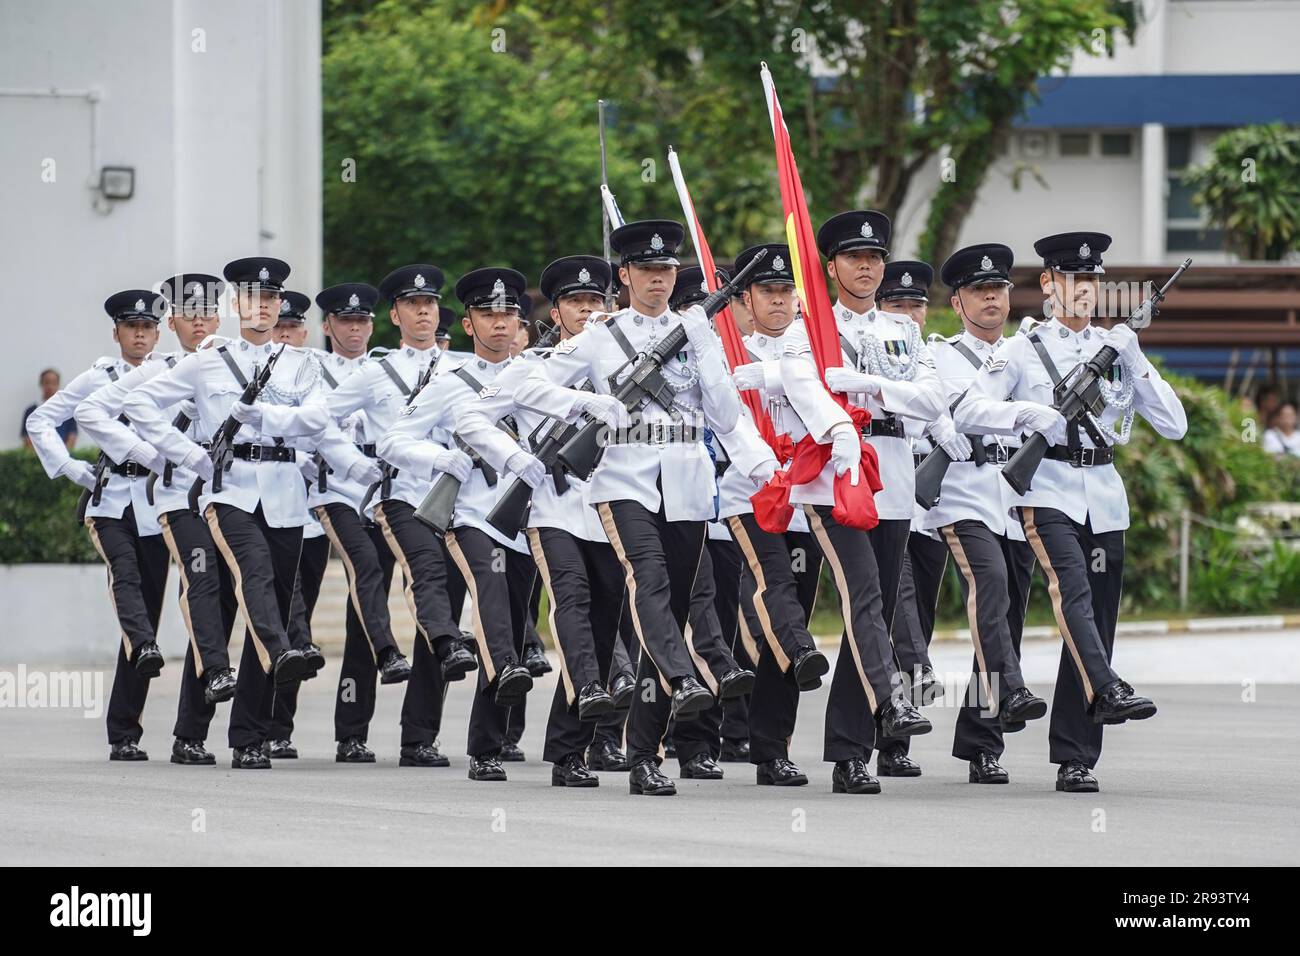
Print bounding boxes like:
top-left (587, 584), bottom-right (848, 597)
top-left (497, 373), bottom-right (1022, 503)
top-left (20, 368), bottom-right (76, 449)
top-left (1255, 384), bottom-right (1282, 427)
top-left (1262, 402), bottom-right (1300, 457)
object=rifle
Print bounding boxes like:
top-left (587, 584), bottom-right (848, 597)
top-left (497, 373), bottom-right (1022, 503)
top-left (414, 424), bottom-right (515, 536)
top-left (75, 449), bottom-right (113, 524)
top-left (187, 344), bottom-right (286, 512)
top-left (358, 357), bottom-right (439, 513)
top-left (556, 248), bottom-right (769, 482)
top-left (145, 407), bottom-right (193, 506)
top-left (912, 392), bottom-right (972, 511)
top-left (1001, 258), bottom-right (1192, 496)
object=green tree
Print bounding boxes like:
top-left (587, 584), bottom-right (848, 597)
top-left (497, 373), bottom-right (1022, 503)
top-left (1182, 122), bottom-right (1300, 261)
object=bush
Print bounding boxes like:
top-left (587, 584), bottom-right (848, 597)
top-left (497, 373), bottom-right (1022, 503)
top-left (0, 448), bottom-right (100, 563)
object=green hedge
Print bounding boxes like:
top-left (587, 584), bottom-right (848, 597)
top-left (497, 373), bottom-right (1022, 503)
top-left (0, 448), bottom-right (100, 563)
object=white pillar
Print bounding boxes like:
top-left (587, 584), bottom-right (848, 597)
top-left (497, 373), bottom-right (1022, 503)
top-left (1140, 122), bottom-right (1165, 264)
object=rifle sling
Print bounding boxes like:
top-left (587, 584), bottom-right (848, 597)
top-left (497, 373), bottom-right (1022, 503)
top-left (1027, 332), bottom-right (1109, 452)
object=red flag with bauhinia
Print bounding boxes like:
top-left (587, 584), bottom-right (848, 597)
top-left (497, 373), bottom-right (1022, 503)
top-left (750, 62), bottom-right (881, 532)
top-left (668, 147), bottom-right (792, 464)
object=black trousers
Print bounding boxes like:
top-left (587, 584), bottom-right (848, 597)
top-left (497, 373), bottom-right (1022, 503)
top-left (159, 508), bottom-right (238, 743)
top-left (372, 499), bottom-right (464, 746)
top-left (893, 532), bottom-right (948, 676)
top-left (596, 499), bottom-right (704, 766)
top-left (445, 526), bottom-right (536, 758)
top-left (804, 506), bottom-right (905, 763)
top-left (707, 536), bottom-right (752, 747)
top-left (1021, 507), bottom-right (1124, 769)
top-left (205, 503), bottom-right (302, 750)
top-left (733, 522), bottom-right (823, 763)
top-left (85, 506), bottom-right (170, 745)
top-left (504, 577), bottom-right (546, 747)
top-left (591, 599), bottom-right (637, 749)
top-left (269, 533), bottom-right (330, 739)
top-left (953, 534), bottom-right (1036, 760)
top-left (529, 528), bottom-right (625, 763)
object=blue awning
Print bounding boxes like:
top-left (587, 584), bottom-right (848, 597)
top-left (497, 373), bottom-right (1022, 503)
top-left (1019, 74), bottom-right (1300, 128)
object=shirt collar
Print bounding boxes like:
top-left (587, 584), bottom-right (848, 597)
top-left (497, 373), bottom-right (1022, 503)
top-left (835, 300), bottom-right (876, 324)
top-left (1044, 317), bottom-right (1095, 341)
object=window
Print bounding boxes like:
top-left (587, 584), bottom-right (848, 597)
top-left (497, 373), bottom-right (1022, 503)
top-left (1100, 132), bottom-right (1132, 156)
top-left (1165, 128), bottom-right (1224, 253)
top-left (1059, 132), bottom-right (1092, 156)
top-left (1020, 132), bottom-right (1048, 158)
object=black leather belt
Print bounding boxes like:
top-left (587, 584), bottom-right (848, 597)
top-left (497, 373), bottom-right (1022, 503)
top-left (230, 443), bottom-right (296, 463)
top-left (1043, 445), bottom-right (1114, 467)
top-left (606, 423), bottom-right (703, 445)
top-left (109, 460), bottom-right (145, 478)
top-left (356, 443), bottom-right (378, 457)
top-left (971, 443), bottom-right (1010, 467)
top-left (861, 415), bottom-right (905, 439)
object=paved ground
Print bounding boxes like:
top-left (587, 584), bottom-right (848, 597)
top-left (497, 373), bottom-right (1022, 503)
top-left (2, 631), bottom-right (1297, 866)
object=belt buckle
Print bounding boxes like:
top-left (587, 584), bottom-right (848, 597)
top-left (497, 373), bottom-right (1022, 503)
top-left (994, 445), bottom-right (1009, 464)
top-left (1074, 447), bottom-right (1095, 468)
top-left (651, 422), bottom-right (664, 444)
top-left (248, 444), bottom-right (263, 463)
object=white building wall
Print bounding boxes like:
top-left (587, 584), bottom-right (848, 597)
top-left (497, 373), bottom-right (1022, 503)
top-left (0, 0), bottom-right (321, 450)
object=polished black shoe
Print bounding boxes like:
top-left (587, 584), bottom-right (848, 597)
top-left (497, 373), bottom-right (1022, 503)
top-left (468, 755), bottom-right (507, 781)
top-left (609, 671), bottom-right (635, 712)
top-left (577, 680), bottom-right (615, 720)
top-left (791, 645), bottom-right (830, 691)
top-left (262, 738), bottom-right (297, 760)
top-left (522, 643), bottom-right (552, 677)
top-left (629, 759), bottom-right (676, 796)
top-left (109, 740), bottom-right (148, 762)
top-left (335, 736), bottom-right (376, 763)
top-left (302, 642), bottom-right (326, 678)
top-left (378, 646), bottom-right (412, 684)
top-left (400, 742), bottom-right (450, 767)
top-left (1000, 686), bottom-right (1048, 728)
top-left (439, 642), bottom-right (477, 682)
top-left (587, 738), bottom-right (630, 772)
top-left (832, 757), bottom-right (881, 794)
top-left (203, 666), bottom-right (236, 705)
top-left (877, 745), bottom-right (922, 778)
top-left (719, 738), bottom-right (750, 763)
top-left (134, 641), bottom-right (164, 678)
top-left (669, 676), bottom-right (713, 722)
top-left (718, 667), bottom-right (756, 700)
top-left (232, 746), bottom-right (270, 770)
top-left (1091, 679), bottom-right (1157, 725)
top-left (494, 661), bottom-right (533, 706)
top-left (756, 757), bottom-right (808, 786)
top-left (968, 751), bottom-right (1009, 784)
top-left (170, 737), bottom-right (215, 765)
top-left (877, 696), bottom-right (932, 738)
top-left (680, 753), bottom-right (724, 780)
top-left (1056, 760), bottom-right (1099, 793)
top-left (917, 664), bottom-right (944, 704)
top-left (552, 753), bottom-right (599, 788)
top-left (499, 741), bottom-right (525, 762)
top-left (272, 648), bottom-right (312, 685)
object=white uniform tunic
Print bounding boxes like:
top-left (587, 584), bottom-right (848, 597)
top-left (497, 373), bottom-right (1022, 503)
top-left (954, 317), bottom-right (1188, 534)
top-left (781, 303), bottom-right (945, 515)
top-left (305, 349), bottom-right (374, 512)
top-left (28, 355), bottom-right (160, 535)
top-left (512, 306), bottom-right (741, 522)
top-left (122, 340), bottom-right (333, 528)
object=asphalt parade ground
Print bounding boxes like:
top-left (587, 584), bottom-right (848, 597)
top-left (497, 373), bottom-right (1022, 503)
top-left (2, 630), bottom-right (1297, 866)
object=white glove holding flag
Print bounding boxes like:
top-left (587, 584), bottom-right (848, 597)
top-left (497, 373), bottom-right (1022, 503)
top-left (575, 393), bottom-right (631, 431)
top-left (1014, 402), bottom-right (1068, 445)
top-left (431, 448), bottom-right (473, 484)
top-left (731, 363), bottom-right (766, 391)
top-left (824, 366), bottom-right (883, 398)
top-left (829, 422), bottom-right (861, 485)
top-left (507, 451), bottom-right (548, 490)
top-left (927, 417), bottom-right (973, 462)
top-left (61, 459), bottom-right (99, 491)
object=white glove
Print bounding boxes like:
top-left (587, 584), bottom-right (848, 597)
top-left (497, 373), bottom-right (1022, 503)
top-left (231, 401), bottom-right (263, 430)
top-left (339, 412), bottom-right (365, 441)
top-left (679, 304), bottom-right (720, 354)
top-left (1014, 402), bottom-right (1068, 445)
top-left (431, 448), bottom-right (473, 484)
top-left (181, 446), bottom-right (215, 482)
top-left (178, 399), bottom-right (199, 421)
top-left (731, 363), bottom-right (766, 391)
top-left (824, 366), bottom-right (883, 397)
top-left (574, 393), bottom-right (631, 431)
top-left (127, 441), bottom-right (166, 474)
top-left (299, 456), bottom-right (320, 483)
top-left (1107, 324), bottom-right (1150, 374)
top-left (927, 417), bottom-right (972, 462)
top-left (345, 458), bottom-right (383, 485)
top-left (748, 456), bottom-right (779, 486)
top-left (506, 450), bottom-right (548, 490)
top-left (829, 423), bottom-right (861, 486)
top-left (61, 459), bottom-right (99, 491)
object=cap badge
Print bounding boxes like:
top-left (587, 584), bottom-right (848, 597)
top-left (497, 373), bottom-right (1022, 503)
top-left (900, 272), bottom-right (913, 287)
top-left (280, 300), bottom-right (290, 313)
top-left (348, 293), bottom-right (360, 308)
top-left (577, 267), bottom-right (591, 283)
top-left (980, 255), bottom-right (993, 271)
top-left (258, 267), bottom-right (270, 282)
top-left (860, 221), bottom-right (874, 239)
top-left (413, 273), bottom-right (426, 289)
top-left (1079, 242), bottom-right (1091, 258)
top-left (134, 298), bottom-right (146, 311)
top-left (492, 278), bottom-right (505, 296)
top-left (649, 233), bottom-right (665, 252)
top-left (773, 255), bottom-right (785, 272)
